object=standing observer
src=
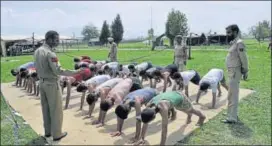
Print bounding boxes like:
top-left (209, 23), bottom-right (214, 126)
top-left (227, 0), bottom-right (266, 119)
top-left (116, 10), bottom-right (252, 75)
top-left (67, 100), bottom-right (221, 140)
top-left (108, 37), bottom-right (118, 62)
top-left (223, 24), bottom-right (249, 124)
top-left (173, 35), bottom-right (187, 72)
top-left (34, 30), bottom-right (78, 141)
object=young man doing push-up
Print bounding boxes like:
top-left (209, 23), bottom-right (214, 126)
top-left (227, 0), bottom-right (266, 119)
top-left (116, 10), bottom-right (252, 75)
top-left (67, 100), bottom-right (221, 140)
top-left (135, 91), bottom-right (206, 145)
top-left (92, 77), bottom-right (142, 127)
top-left (153, 64), bottom-right (178, 92)
top-left (76, 74), bottom-right (111, 110)
top-left (110, 87), bottom-right (158, 139)
top-left (84, 78), bottom-right (124, 117)
top-left (196, 68), bottom-right (229, 109)
top-left (171, 70), bottom-right (201, 97)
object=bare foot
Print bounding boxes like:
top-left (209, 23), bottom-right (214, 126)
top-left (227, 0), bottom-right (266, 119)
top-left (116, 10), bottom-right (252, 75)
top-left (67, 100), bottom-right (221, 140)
top-left (110, 131), bottom-right (122, 137)
top-left (92, 120), bottom-right (100, 125)
top-left (96, 123), bottom-right (104, 128)
top-left (196, 116), bottom-right (206, 126)
top-left (128, 137), bottom-right (137, 144)
top-left (133, 139), bottom-right (146, 145)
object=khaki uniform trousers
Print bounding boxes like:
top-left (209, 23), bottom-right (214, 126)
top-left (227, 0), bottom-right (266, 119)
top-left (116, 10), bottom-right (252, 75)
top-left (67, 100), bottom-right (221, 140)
top-left (175, 57), bottom-right (186, 72)
top-left (226, 67), bottom-right (242, 122)
top-left (110, 56), bottom-right (117, 62)
top-left (39, 78), bottom-right (63, 138)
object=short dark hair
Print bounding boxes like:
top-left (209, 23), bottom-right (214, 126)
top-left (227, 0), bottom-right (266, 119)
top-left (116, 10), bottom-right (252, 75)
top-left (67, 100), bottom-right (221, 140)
top-left (31, 72), bottom-right (38, 78)
top-left (74, 64), bottom-right (80, 70)
top-left (226, 24), bottom-right (240, 34)
top-left (62, 80), bottom-right (67, 88)
top-left (86, 93), bottom-right (98, 105)
top-left (172, 72), bottom-right (181, 80)
top-left (20, 71), bottom-right (28, 78)
top-left (74, 57), bottom-right (80, 62)
top-left (97, 70), bottom-right (104, 75)
top-left (45, 30), bottom-right (59, 41)
top-left (128, 64), bottom-right (135, 70)
top-left (200, 82), bottom-right (210, 91)
top-left (100, 100), bottom-right (112, 111)
top-left (104, 65), bottom-right (110, 71)
top-left (76, 84), bottom-right (88, 92)
top-left (119, 64), bottom-right (123, 71)
top-left (20, 68), bottom-right (27, 73)
top-left (80, 63), bottom-right (88, 68)
top-left (89, 65), bottom-right (96, 72)
top-left (139, 70), bottom-right (146, 76)
top-left (11, 69), bottom-right (18, 76)
top-left (141, 108), bottom-right (157, 123)
top-left (153, 70), bottom-right (161, 77)
top-left (115, 104), bottom-right (131, 120)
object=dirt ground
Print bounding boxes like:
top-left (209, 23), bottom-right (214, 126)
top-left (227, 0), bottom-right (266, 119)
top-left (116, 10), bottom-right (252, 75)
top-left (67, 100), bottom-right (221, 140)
top-left (1, 81), bottom-right (254, 145)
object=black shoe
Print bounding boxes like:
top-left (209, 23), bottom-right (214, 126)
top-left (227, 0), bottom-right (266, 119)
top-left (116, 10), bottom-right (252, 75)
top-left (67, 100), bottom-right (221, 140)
top-left (53, 132), bottom-right (68, 141)
top-left (221, 119), bottom-right (236, 124)
top-left (44, 134), bottom-right (51, 138)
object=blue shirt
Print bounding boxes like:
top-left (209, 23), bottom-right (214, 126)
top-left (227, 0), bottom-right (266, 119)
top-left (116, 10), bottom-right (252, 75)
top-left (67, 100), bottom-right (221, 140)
top-left (19, 62), bottom-right (35, 70)
top-left (123, 87), bottom-right (157, 104)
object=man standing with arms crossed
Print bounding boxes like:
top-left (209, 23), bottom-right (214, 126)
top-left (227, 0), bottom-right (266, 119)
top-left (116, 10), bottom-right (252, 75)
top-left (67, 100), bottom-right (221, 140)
top-left (223, 24), bottom-right (249, 124)
top-left (174, 35), bottom-right (187, 72)
top-left (34, 30), bottom-right (79, 141)
top-left (108, 37), bottom-right (118, 62)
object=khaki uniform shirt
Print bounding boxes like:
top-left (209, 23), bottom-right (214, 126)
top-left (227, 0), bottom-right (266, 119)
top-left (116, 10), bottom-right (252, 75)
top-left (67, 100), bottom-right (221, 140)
top-left (225, 37), bottom-right (248, 72)
top-left (174, 44), bottom-right (187, 61)
top-left (109, 42), bottom-right (117, 60)
top-left (34, 44), bottom-right (77, 80)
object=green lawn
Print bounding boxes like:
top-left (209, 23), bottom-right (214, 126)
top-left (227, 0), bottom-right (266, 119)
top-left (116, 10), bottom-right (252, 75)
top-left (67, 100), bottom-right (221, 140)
top-left (1, 42), bottom-right (271, 145)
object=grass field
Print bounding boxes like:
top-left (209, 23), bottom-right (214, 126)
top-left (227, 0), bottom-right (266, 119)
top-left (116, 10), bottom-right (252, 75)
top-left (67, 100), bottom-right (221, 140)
top-left (1, 41), bottom-right (271, 145)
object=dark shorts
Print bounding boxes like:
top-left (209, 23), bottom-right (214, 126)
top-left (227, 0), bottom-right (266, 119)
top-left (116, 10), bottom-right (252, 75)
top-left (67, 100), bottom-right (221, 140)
top-left (165, 64), bottom-right (178, 76)
top-left (146, 62), bottom-right (153, 70)
top-left (190, 71), bottom-right (201, 85)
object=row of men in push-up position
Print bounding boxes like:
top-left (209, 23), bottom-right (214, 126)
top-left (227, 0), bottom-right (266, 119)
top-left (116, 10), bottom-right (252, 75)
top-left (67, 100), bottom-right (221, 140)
top-left (11, 55), bottom-right (229, 145)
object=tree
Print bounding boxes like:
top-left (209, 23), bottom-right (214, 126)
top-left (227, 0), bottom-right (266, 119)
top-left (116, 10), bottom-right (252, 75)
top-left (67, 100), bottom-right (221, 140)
top-left (200, 33), bottom-right (206, 44)
top-left (81, 23), bottom-right (99, 42)
top-left (99, 20), bottom-right (111, 45)
top-left (111, 14), bottom-right (124, 45)
top-left (165, 9), bottom-right (189, 47)
top-left (147, 28), bottom-right (154, 45)
top-left (249, 20), bottom-right (271, 42)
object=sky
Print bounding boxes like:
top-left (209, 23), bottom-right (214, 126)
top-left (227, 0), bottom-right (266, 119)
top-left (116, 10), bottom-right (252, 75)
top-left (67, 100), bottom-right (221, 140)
top-left (1, 1), bottom-right (271, 39)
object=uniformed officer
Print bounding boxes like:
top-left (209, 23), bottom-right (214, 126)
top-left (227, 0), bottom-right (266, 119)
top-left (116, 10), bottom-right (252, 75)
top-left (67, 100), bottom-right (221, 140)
top-left (174, 35), bottom-right (187, 72)
top-left (107, 37), bottom-right (118, 62)
top-left (223, 24), bottom-right (249, 124)
top-left (34, 30), bottom-right (79, 141)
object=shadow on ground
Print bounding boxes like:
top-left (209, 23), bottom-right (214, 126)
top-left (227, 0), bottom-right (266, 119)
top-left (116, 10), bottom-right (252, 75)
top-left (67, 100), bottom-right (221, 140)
top-left (25, 136), bottom-right (48, 145)
top-left (228, 121), bottom-right (253, 139)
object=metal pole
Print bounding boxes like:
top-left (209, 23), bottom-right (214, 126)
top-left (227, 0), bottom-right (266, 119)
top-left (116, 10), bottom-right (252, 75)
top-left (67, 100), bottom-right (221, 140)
top-left (188, 33), bottom-right (192, 60)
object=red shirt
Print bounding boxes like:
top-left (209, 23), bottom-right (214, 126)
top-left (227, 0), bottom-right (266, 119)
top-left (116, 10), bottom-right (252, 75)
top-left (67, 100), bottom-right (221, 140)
top-left (81, 56), bottom-right (91, 60)
top-left (81, 59), bottom-right (92, 64)
top-left (72, 68), bottom-right (92, 82)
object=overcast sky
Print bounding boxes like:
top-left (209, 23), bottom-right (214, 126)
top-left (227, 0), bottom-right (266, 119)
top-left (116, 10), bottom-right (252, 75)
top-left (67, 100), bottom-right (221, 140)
top-left (1, 1), bottom-right (271, 39)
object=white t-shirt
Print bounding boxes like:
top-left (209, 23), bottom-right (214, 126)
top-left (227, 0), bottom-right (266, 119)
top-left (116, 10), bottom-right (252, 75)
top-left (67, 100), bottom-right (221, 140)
top-left (85, 75), bottom-right (111, 86)
top-left (119, 65), bottom-right (130, 75)
top-left (199, 69), bottom-right (224, 93)
top-left (136, 62), bottom-right (148, 71)
top-left (180, 70), bottom-right (196, 86)
top-left (101, 62), bottom-right (119, 71)
top-left (95, 78), bottom-right (124, 91)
